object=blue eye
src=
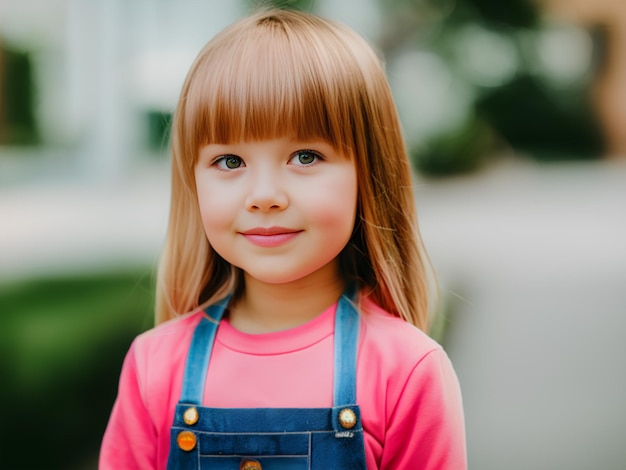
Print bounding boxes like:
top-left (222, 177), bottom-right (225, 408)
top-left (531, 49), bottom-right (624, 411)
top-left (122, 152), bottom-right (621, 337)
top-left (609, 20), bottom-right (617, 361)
top-left (215, 155), bottom-right (243, 169)
top-left (291, 150), bottom-right (320, 165)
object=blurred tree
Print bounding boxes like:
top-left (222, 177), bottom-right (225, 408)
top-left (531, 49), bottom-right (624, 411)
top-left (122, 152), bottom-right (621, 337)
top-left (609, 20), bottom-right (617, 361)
top-left (146, 110), bottom-right (172, 154)
top-left (375, 0), bottom-right (604, 176)
top-left (0, 270), bottom-right (153, 470)
top-left (458, 0), bottom-right (538, 28)
top-left (476, 74), bottom-right (603, 160)
top-left (248, 0), bottom-right (314, 12)
top-left (0, 43), bottom-right (39, 145)
top-left (413, 116), bottom-right (494, 176)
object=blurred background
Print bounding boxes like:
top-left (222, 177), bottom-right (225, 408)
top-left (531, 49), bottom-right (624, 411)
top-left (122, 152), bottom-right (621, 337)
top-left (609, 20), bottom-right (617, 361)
top-left (1, 0), bottom-right (625, 468)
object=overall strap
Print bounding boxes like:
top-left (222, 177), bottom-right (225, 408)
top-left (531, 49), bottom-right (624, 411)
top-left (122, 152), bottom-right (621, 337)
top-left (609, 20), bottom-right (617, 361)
top-left (179, 295), bottom-right (230, 405)
top-left (333, 287), bottom-right (360, 407)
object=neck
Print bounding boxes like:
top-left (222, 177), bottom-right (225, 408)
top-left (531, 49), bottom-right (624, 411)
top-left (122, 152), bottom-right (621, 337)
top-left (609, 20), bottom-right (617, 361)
top-left (229, 267), bottom-right (346, 334)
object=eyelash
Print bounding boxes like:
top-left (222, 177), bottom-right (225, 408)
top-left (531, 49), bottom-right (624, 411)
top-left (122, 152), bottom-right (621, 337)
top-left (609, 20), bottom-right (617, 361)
top-left (213, 155), bottom-right (243, 170)
top-left (212, 149), bottom-right (323, 170)
top-left (289, 150), bottom-right (322, 166)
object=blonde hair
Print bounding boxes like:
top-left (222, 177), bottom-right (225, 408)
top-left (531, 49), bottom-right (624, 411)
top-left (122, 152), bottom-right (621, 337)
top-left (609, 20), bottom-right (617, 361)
top-left (156, 9), bottom-right (434, 331)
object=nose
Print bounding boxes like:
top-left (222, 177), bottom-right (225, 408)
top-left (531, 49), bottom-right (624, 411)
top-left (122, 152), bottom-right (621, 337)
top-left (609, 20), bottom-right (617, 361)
top-left (245, 169), bottom-right (288, 212)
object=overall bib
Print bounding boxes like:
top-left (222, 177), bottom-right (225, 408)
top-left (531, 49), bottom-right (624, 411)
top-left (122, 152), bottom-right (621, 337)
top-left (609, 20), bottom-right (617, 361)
top-left (167, 291), bottom-right (368, 469)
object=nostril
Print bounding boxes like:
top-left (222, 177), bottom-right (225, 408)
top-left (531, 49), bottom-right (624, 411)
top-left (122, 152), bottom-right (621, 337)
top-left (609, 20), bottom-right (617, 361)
top-left (246, 197), bottom-right (288, 212)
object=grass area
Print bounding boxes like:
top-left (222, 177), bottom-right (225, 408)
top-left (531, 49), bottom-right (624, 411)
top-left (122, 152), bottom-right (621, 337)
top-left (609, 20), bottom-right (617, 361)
top-left (0, 267), bottom-right (154, 469)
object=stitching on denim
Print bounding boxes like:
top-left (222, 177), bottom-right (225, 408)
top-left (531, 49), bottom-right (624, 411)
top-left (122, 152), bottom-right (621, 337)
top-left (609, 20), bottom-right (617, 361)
top-left (199, 454), bottom-right (310, 458)
top-left (171, 428), bottom-right (363, 435)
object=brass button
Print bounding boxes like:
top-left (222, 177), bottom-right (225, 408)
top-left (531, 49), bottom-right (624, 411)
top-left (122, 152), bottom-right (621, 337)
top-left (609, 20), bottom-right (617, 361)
top-left (240, 459), bottom-right (262, 470)
top-left (177, 431), bottom-right (197, 451)
top-left (338, 408), bottom-right (357, 429)
top-left (183, 406), bottom-right (199, 425)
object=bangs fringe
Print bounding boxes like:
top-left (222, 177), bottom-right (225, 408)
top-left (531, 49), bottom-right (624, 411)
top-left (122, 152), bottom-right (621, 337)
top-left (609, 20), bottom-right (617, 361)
top-left (182, 13), bottom-right (363, 153)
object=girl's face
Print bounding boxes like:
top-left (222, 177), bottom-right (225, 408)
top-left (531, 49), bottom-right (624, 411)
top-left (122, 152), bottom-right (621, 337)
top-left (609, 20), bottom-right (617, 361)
top-left (195, 138), bottom-right (357, 289)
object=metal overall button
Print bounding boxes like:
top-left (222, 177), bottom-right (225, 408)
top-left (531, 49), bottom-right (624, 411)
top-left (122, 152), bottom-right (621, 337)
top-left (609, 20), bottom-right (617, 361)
top-left (338, 408), bottom-right (357, 429)
top-left (177, 431), bottom-right (197, 451)
top-left (183, 406), bottom-right (199, 425)
top-left (240, 459), bottom-right (262, 470)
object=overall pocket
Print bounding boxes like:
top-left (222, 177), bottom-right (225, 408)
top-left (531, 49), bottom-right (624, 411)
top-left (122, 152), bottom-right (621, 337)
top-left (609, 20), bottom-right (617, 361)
top-left (198, 431), bottom-right (311, 470)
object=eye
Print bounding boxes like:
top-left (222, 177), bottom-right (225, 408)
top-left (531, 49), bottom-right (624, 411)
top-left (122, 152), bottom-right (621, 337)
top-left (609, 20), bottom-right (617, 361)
top-left (290, 150), bottom-right (321, 166)
top-left (214, 155), bottom-right (244, 170)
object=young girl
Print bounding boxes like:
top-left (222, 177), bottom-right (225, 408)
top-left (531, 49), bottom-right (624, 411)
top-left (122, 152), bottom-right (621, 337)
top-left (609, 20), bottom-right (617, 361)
top-left (100, 8), bottom-right (466, 470)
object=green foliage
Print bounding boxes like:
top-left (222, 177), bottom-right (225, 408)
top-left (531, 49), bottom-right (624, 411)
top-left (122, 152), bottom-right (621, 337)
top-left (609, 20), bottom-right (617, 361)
top-left (476, 74), bottom-right (604, 161)
top-left (247, 0), bottom-right (314, 12)
top-left (379, 0), bottom-right (602, 175)
top-left (0, 45), bottom-right (39, 145)
top-left (0, 269), bottom-right (154, 469)
top-left (455, 0), bottom-right (538, 29)
top-left (146, 110), bottom-right (172, 154)
top-left (413, 117), bottom-right (494, 177)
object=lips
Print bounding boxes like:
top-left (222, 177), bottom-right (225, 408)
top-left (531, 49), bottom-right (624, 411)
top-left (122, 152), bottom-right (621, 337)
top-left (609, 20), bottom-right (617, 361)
top-left (239, 227), bottom-right (303, 248)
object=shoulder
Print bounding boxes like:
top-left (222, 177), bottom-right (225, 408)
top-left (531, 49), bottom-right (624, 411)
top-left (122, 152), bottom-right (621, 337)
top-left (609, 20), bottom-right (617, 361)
top-left (128, 310), bottom-right (207, 379)
top-left (358, 296), bottom-right (442, 365)
top-left (133, 310), bottom-right (204, 356)
top-left (129, 311), bottom-right (204, 395)
top-left (356, 296), bottom-right (457, 407)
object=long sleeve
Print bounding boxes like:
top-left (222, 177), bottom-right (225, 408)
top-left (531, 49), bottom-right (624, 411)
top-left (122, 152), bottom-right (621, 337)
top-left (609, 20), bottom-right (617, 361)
top-left (99, 341), bottom-right (158, 469)
top-left (379, 348), bottom-right (467, 469)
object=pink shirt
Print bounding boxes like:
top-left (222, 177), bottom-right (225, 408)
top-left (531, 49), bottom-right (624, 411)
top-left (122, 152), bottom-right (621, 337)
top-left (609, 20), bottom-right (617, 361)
top-left (100, 298), bottom-right (466, 469)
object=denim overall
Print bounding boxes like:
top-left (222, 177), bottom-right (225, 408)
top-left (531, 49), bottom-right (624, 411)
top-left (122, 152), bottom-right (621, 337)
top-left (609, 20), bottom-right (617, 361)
top-left (167, 291), bottom-right (367, 469)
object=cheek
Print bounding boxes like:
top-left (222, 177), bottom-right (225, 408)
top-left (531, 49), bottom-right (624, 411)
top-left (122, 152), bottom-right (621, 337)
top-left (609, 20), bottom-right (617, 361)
top-left (196, 187), bottom-right (232, 238)
top-left (311, 173), bottom-right (358, 234)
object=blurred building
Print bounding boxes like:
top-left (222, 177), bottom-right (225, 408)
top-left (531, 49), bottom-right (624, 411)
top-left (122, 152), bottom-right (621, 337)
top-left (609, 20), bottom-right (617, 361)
top-left (0, 0), bottom-right (245, 181)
